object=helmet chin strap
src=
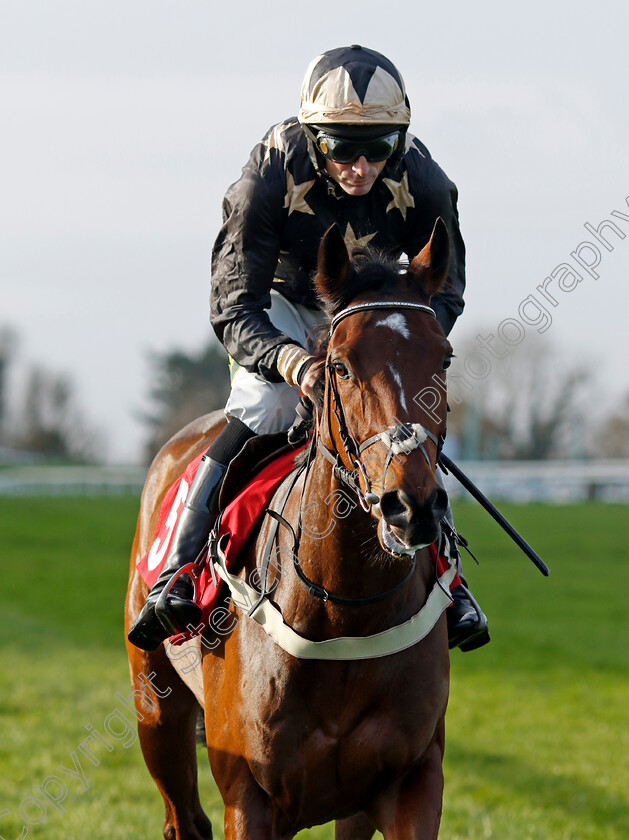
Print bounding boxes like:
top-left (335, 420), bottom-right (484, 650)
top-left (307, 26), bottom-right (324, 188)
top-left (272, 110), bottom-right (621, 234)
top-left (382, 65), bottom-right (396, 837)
top-left (301, 125), bottom-right (332, 180)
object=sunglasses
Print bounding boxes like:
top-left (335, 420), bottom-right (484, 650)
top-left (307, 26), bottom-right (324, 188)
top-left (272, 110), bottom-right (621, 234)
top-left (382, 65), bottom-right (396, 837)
top-left (315, 130), bottom-right (400, 164)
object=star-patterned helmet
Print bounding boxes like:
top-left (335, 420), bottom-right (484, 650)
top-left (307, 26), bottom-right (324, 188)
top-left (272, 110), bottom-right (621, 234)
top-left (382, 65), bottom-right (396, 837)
top-left (298, 45), bottom-right (411, 129)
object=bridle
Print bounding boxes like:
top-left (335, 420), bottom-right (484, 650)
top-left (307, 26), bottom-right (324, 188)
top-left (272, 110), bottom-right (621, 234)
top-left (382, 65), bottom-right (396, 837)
top-left (317, 300), bottom-right (447, 512)
top-left (238, 298), bottom-right (449, 611)
top-left (207, 298), bottom-right (455, 636)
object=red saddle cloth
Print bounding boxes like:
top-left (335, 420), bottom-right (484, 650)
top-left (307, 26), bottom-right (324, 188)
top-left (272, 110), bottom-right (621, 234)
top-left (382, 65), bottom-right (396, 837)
top-left (137, 445), bottom-right (458, 647)
top-left (137, 444), bottom-right (306, 645)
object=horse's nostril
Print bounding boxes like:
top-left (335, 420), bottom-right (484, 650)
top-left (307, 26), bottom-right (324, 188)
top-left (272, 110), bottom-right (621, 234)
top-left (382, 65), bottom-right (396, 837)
top-left (380, 487), bottom-right (449, 548)
top-left (381, 488), bottom-right (447, 525)
top-left (379, 490), bottom-right (413, 529)
top-left (429, 487), bottom-right (449, 522)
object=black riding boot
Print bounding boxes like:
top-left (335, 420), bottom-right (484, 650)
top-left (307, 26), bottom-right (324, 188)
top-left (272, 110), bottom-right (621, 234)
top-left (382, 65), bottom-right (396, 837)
top-left (447, 579), bottom-right (490, 652)
top-left (127, 454), bottom-right (227, 651)
top-left (128, 418), bottom-right (256, 651)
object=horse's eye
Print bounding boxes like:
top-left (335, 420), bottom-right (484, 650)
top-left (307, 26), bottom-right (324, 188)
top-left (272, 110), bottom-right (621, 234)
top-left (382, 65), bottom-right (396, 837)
top-left (332, 360), bottom-right (351, 379)
top-left (442, 355), bottom-right (453, 371)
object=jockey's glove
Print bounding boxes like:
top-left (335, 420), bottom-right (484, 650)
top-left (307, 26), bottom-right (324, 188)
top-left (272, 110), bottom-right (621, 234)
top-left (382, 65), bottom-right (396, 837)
top-left (277, 344), bottom-right (314, 388)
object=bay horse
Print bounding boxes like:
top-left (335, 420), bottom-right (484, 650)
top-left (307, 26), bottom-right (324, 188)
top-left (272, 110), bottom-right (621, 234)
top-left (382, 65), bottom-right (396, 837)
top-left (125, 218), bottom-right (454, 839)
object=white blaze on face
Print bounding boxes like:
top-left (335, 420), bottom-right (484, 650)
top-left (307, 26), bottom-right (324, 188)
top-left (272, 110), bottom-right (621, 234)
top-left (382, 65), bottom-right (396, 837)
top-left (374, 313), bottom-right (410, 338)
top-left (386, 362), bottom-right (407, 412)
top-left (375, 314), bottom-right (410, 412)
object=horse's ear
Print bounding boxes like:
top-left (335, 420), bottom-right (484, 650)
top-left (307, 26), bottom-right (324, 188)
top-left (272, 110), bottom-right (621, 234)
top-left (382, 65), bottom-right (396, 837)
top-left (314, 224), bottom-right (353, 311)
top-left (407, 217), bottom-right (450, 300)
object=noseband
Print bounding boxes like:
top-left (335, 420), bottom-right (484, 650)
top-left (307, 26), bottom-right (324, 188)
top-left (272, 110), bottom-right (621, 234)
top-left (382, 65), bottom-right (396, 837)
top-left (318, 301), bottom-right (446, 511)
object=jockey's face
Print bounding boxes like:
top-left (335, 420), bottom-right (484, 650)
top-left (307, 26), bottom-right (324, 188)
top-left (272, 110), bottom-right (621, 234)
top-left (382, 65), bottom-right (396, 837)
top-left (324, 156), bottom-right (386, 196)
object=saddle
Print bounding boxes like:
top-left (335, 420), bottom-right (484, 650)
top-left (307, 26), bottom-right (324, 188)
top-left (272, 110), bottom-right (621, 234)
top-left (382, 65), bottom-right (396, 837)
top-left (137, 433), bottom-right (309, 645)
top-left (219, 431), bottom-right (295, 507)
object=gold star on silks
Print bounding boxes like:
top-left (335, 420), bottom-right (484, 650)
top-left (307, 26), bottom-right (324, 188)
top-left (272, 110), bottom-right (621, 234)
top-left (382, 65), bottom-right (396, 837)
top-left (343, 222), bottom-right (377, 250)
top-left (383, 171), bottom-right (415, 221)
top-left (261, 123), bottom-right (287, 163)
top-left (404, 133), bottom-right (426, 158)
top-left (284, 171), bottom-right (316, 216)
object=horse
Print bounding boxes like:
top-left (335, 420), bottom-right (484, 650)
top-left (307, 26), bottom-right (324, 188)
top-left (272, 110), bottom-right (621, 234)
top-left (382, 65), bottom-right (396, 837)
top-left (125, 218), bottom-right (454, 840)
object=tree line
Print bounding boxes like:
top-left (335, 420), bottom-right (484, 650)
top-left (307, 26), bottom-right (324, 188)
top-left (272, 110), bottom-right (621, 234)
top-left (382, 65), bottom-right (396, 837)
top-left (0, 326), bottom-right (102, 463)
top-left (1, 323), bottom-right (627, 464)
top-left (0, 324), bottom-right (231, 465)
top-left (445, 335), bottom-right (629, 460)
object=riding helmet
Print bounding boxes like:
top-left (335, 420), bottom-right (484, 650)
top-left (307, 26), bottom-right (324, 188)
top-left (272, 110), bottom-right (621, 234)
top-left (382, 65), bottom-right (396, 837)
top-left (298, 44), bottom-right (411, 140)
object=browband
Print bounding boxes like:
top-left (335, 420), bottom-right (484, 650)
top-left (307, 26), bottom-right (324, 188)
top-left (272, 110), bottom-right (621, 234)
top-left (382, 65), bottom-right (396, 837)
top-left (329, 301), bottom-right (436, 336)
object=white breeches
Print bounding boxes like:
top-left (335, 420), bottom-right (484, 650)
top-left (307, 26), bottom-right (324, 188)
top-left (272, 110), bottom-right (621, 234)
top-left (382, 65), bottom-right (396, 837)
top-left (224, 290), bottom-right (326, 435)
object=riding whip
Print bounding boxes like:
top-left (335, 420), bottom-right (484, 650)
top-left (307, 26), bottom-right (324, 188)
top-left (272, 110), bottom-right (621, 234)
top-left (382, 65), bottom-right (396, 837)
top-left (438, 453), bottom-right (549, 576)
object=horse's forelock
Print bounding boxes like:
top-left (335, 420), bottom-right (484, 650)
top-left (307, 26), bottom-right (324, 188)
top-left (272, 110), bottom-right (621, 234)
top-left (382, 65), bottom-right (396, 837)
top-left (316, 246), bottom-right (403, 317)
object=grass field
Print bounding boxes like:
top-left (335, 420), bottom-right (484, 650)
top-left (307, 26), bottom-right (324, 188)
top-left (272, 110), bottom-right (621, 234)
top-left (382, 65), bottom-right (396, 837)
top-left (0, 495), bottom-right (627, 839)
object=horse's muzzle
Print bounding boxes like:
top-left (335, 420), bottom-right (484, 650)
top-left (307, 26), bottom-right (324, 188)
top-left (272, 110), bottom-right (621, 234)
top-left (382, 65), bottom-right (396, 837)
top-left (377, 486), bottom-right (448, 556)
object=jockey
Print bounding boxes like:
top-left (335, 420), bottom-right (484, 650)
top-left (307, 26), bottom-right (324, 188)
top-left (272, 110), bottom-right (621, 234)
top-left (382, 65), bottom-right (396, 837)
top-left (128, 45), bottom-right (489, 653)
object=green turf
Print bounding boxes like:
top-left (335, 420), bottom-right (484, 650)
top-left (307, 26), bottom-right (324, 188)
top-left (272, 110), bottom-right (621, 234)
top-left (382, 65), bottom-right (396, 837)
top-left (0, 496), bottom-right (627, 839)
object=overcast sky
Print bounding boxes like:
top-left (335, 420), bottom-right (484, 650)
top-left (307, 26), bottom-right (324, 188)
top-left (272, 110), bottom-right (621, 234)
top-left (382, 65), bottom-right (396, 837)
top-left (3, 1), bottom-right (628, 462)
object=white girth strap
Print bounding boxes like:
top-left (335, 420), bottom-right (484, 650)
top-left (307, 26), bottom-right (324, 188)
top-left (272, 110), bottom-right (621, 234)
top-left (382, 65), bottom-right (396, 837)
top-left (213, 535), bottom-right (456, 661)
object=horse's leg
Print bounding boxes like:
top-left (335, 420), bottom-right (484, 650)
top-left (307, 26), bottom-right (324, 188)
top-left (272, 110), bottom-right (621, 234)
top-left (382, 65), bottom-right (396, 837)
top-left (373, 725), bottom-right (445, 840)
top-left (335, 813), bottom-right (376, 840)
top-left (216, 760), bottom-right (274, 840)
top-left (127, 639), bottom-right (213, 840)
